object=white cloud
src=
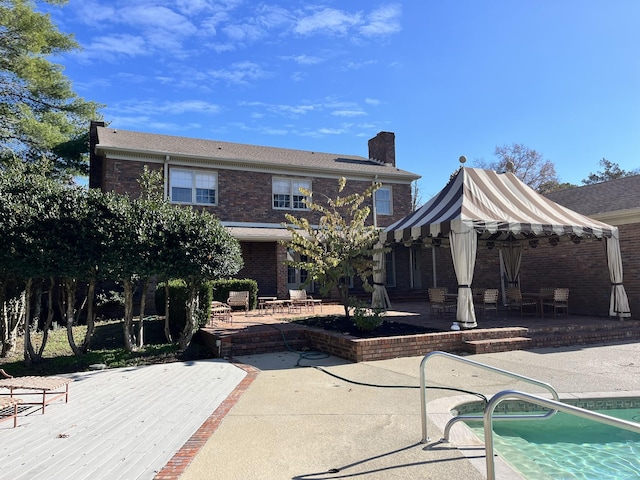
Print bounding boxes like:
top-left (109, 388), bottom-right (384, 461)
top-left (108, 99), bottom-right (221, 116)
top-left (80, 34), bottom-right (148, 61)
top-left (282, 54), bottom-right (324, 65)
top-left (294, 8), bottom-right (362, 36)
top-left (240, 100), bottom-right (317, 117)
top-left (208, 61), bottom-right (270, 86)
top-left (365, 98), bottom-right (381, 106)
top-left (331, 110), bottom-right (367, 117)
top-left (359, 4), bottom-right (402, 37)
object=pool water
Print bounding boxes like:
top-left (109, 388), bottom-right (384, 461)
top-left (465, 408), bottom-right (640, 479)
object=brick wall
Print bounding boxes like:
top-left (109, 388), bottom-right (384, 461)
top-left (100, 158), bottom-right (413, 227)
top-left (236, 242), bottom-right (278, 296)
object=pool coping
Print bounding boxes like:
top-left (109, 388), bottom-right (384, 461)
top-left (426, 390), bottom-right (640, 480)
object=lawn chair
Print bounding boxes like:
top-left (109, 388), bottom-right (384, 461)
top-left (0, 369), bottom-right (72, 414)
top-left (227, 291), bottom-right (249, 316)
top-left (543, 288), bottom-right (569, 317)
top-left (506, 287), bottom-right (537, 316)
top-left (428, 287), bottom-right (456, 318)
top-left (288, 290), bottom-right (322, 313)
top-left (475, 288), bottom-right (499, 319)
top-left (0, 395), bottom-right (21, 427)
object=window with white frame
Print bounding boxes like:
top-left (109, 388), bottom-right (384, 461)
top-left (375, 186), bottom-right (392, 215)
top-left (170, 169), bottom-right (217, 205)
top-left (272, 177), bottom-right (311, 210)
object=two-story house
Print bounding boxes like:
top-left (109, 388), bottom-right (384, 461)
top-left (89, 121), bottom-right (420, 299)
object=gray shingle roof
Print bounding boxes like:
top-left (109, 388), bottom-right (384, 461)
top-left (545, 174), bottom-right (640, 215)
top-left (94, 126), bottom-right (420, 181)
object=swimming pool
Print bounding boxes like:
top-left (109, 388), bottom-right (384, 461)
top-left (463, 400), bottom-right (640, 479)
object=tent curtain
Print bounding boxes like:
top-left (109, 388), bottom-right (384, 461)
top-left (371, 241), bottom-right (391, 310)
top-left (501, 243), bottom-right (522, 288)
top-left (450, 230), bottom-right (477, 328)
top-left (604, 236), bottom-right (631, 318)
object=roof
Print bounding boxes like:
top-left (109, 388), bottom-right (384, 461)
top-left (384, 167), bottom-right (616, 243)
top-left (93, 126), bottom-right (420, 181)
top-left (545, 174), bottom-right (640, 215)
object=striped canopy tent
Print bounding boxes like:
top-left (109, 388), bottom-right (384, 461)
top-left (384, 167), bottom-right (630, 328)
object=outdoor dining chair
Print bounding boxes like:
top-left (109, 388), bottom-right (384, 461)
top-left (543, 288), bottom-right (569, 317)
top-left (475, 288), bottom-right (499, 318)
top-left (428, 287), bottom-right (456, 318)
top-left (506, 287), bottom-right (538, 316)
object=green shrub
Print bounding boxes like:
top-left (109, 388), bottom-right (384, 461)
top-left (155, 280), bottom-right (213, 337)
top-left (210, 279), bottom-right (258, 309)
top-left (349, 297), bottom-right (385, 331)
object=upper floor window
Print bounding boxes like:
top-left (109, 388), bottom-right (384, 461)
top-left (375, 186), bottom-right (392, 215)
top-left (170, 169), bottom-right (217, 205)
top-left (273, 178), bottom-right (311, 210)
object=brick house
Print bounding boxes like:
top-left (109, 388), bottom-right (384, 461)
top-left (89, 121), bottom-right (420, 300)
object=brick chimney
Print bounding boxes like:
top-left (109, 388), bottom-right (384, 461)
top-left (368, 131), bottom-right (395, 166)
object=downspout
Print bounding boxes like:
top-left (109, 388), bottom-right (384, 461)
top-left (372, 176), bottom-right (378, 228)
top-left (164, 155), bottom-right (169, 200)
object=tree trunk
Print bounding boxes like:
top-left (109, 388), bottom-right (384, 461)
top-left (36, 277), bottom-right (56, 359)
top-left (64, 278), bottom-right (82, 356)
top-left (339, 283), bottom-right (350, 320)
top-left (122, 279), bottom-right (136, 353)
top-left (23, 279), bottom-right (37, 365)
top-left (178, 280), bottom-right (198, 350)
top-left (81, 277), bottom-right (96, 353)
top-left (163, 282), bottom-right (172, 343)
top-left (2, 287), bottom-right (25, 357)
top-left (136, 278), bottom-right (149, 349)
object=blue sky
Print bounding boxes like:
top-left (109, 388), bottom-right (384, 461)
top-left (44, 0), bottom-right (640, 198)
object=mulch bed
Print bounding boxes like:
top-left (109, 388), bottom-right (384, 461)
top-left (292, 315), bottom-right (441, 338)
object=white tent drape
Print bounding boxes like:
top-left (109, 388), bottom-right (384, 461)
top-left (604, 235), bottom-right (631, 318)
top-left (501, 243), bottom-right (522, 288)
top-left (450, 228), bottom-right (477, 328)
top-left (371, 241), bottom-right (391, 310)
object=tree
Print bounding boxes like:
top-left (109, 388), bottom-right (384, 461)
top-left (283, 178), bottom-right (383, 320)
top-left (0, 0), bottom-right (102, 179)
top-left (582, 158), bottom-right (639, 185)
top-left (163, 206), bottom-right (243, 350)
top-left (475, 143), bottom-right (559, 193)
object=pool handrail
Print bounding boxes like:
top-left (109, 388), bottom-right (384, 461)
top-left (420, 351), bottom-right (559, 443)
top-left (484, 389), bottom-right (640, 480)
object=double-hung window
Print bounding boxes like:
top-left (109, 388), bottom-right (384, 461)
top-left (170, 169), bottom-right (217, 205)
top-left (375, 186), bottom-right (392, 215)
top-left (273, 178), bottom-right (311, 210)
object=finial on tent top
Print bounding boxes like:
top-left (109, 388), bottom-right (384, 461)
top-left (506, 160), bottom-right (514, 172)
top-left (459, 155), bottom-right (467, 164)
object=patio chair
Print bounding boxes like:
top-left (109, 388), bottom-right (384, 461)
top-left (428, 287), bottom-right (456, 318)
top-left (288, 290), bottom-right (322, 313)
top-left (475, 288), bottom-right (499, 319)
top-left (227, 291), bottom-right (249, 316)
top-left (506, 287), bottom-right (537, 316)
top-left (210, 301), bottom-right (232, 325)
top-left (0, 395), bottom-right (21, 427)
top-left (543, 288), bottom-right (569, 318)
top-left (0, 369), bottom-right (72, 414)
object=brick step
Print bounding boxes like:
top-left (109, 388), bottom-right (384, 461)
top-left (529, 328), bottom-right (640, 349)
top-left (464, 337), bottom-right (532, 354)
top-left (461, 327), bottom-right (528, 341)
top-left (229, 339), bottom-right (308, 355)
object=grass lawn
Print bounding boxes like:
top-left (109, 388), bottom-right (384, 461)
top-left (0, 317), bottom-right (212, 377)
